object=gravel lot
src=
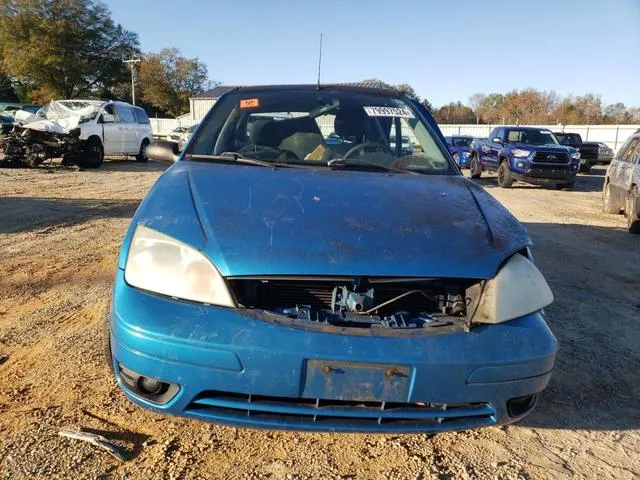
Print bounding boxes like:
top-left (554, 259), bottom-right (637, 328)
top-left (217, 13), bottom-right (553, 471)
top-left (0, 160), bottom-right (638, 479)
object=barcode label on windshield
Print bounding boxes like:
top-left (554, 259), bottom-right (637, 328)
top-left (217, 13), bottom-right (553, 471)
top-left (363, 106), bottom-right (414, 118)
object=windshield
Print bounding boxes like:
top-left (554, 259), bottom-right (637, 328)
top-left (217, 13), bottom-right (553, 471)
top-left (37, 100), bottom-right (103, 121)
top-left (188, 89), bottom-right (453, 174)
top-left (556, 133), bottom-right (581, 145)
top-left (452, 137), bottom-right (472, 147)
top-left (506, 129), bottom-right (559, 146)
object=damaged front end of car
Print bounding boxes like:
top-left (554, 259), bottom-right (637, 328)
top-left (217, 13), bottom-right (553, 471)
top-left (0, 123), bottom-right (83, 168)
top-left (230, 249), bottom-right (553, 336)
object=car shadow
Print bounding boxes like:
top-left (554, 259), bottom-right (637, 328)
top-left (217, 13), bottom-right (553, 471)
top-left (519, 222), bottom-right (640, 431)
top-left (100, 158), bottom-right (169, 173)
top-left (0, 196), bottom-right (140, 234)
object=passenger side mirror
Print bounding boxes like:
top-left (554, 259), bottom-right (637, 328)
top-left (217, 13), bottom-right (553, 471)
top-left (146, 140), bottom-right (180, 163)
top-left (492, 137), bottom-right (503, 144)
top-left (100, 113), bottom-right (115, 123)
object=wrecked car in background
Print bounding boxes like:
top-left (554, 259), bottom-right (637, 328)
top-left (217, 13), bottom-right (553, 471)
top-left (106, 84), bottom-right (558, 433)
top-left (0, 100), bottom-right (153, 168)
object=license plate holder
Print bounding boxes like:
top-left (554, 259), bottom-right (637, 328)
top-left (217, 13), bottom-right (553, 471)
top-left (302, 360), bottom-right (411, 402)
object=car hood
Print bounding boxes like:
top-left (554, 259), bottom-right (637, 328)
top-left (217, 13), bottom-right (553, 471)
top-left (130, 162), bottom-right (531, 279)
top-left (512, 142), bottom-right (575, 153)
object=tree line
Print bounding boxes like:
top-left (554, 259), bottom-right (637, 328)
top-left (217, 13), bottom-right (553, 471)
top-left (439, 90), bottom-right (640, 125)
top-left (0, 0), bottom-right (212, 117)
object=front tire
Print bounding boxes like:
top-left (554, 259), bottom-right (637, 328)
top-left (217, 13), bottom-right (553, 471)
top-left (77, 137), bottom-right (103, 168)
top-left (470, 155), bottom-right (482, 179)
top-left (497, 160), bottom-right (513, 188)
top-left (579, 163), bottom-right (591, 174)
top-left (602, 182), bottom-right (619, 214)
top-left (626, 186), bottom-right (640, 234)
top-left (135, 139), bottom-right (150, 162)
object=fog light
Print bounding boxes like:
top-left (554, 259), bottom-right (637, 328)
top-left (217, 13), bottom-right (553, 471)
top-left (516, 161), bottom-right (525, 168)
top-left (138, 376), bottom-right (165, 395)
top-left (507, 394), bottom-right (537, 417)
top-left (118, 364), bottom-right (180, 404)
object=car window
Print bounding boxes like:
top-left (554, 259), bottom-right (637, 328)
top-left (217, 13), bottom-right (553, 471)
top-left (507, 129), bottom-right (558, 145)
top-left (104, 104), bottom-right (117, 121)
top-left (114, 104), bottom-right (135, 123)
top-left (622, 138), bottom-right (640, 163)
top-left (452, 137), bottom-right (472, 147)
top-left (133, 107), bottom-right (150, 124)
top-left (190, 90), bottom-right (454, 175)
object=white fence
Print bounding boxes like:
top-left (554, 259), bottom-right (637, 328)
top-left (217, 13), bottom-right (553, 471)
top-left (151, 117), bottom-right (639, 152)
top-left (439, 124), bottom-right (640, 151)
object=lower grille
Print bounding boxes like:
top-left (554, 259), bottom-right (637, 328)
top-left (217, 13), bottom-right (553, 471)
top-left (228, 279), bottom-right (464, 316)
top-left (532, 152), bottom-right (570, 164)
top-left (185, 390), bottom-right (496, 432)
top-left (526, 167), bottom-right (574, 179)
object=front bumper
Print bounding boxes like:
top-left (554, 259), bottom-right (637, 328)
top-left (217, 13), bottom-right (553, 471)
top-left (511, 162), bottom-right (578, 185)
top-left (109, 271), bottom-right (558, 433)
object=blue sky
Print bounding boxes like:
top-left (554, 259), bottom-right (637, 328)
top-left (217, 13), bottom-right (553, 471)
top-left (106, 0), bottom-right (640, 108)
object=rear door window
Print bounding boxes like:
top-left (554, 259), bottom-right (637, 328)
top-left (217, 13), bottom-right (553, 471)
top-left (625, 138), bottom-right (640, 164)
top-left (133, 107), bottom-right (150, 124)
top-left (620, 138), bottom-right (639, 163)
top-left (114, 104), bottom-right (135, 123)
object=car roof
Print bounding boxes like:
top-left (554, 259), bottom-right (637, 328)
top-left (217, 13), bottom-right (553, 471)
top-left (231, 84), bottom-right (400, 97)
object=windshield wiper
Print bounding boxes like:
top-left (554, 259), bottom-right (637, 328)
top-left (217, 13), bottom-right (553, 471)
top-left (184, 152), bottom-right (281, 168)
top-left (327, 158), bottom-right (414, 174)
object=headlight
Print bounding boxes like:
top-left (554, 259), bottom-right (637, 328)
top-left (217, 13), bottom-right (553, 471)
top-left (467, 254), bottom-right (553, 324)
top-left (570, 152), bottom-right (581, 160)
top-left (462, 151), bottom-right (471, 158)
top-left (511, 149), bottom-right (531, 158)
top-left (124, 225), bottom-right (235, 306)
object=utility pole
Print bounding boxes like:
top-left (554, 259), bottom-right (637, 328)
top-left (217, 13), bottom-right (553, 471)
top-left (123, 58), bottom-right (140, 105)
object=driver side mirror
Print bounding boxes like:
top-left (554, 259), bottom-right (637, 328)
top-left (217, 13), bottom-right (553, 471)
top-left (100, 113), bottom-right (115, 123)
top-left (146, 140), bottom-right (180, 163)
top-left (492, 137), bottom-right (503, 144)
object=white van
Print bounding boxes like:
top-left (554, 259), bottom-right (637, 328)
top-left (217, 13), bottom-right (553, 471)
top-left (31, 100), bottom-right (154, 167)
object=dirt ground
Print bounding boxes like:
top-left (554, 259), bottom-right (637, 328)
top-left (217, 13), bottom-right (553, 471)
top-left (0, 159), bottom-right (638, 480)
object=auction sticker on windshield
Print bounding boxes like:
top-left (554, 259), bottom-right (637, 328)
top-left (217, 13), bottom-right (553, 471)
top-left (364, 106), bottom-right (414, 118)
top-left (240, 98), bottom-right (260, 109)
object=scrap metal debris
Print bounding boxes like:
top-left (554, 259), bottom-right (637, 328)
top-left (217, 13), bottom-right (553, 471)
top-left (58, 429), bottom-right (127, 461)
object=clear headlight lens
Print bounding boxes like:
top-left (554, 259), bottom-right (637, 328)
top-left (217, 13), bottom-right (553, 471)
top-left (467, 254), bottom-right (553, 324)
top-left (124, 225), bottom-right (235, 306)
top-left (570, 151), bottom-right (581, 159)
top-left (512, 149), bottom-right (531, 158)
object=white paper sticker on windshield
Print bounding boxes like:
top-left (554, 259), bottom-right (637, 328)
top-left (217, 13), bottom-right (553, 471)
top-left (364, 106), bottom-right (415, 118)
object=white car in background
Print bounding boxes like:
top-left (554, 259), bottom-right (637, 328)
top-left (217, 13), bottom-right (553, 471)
top-left (166, 126), bottom-right (188, 144)
top-left (25, 100), bottom-right (154, 167)
top-left (177, 123), bottom-right (199, 151)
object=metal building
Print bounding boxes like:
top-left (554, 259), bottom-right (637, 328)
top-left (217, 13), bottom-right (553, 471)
top-left (186, 85), bottom-right (239, 122)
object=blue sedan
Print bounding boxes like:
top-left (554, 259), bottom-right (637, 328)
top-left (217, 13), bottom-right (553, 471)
top-left (107, 85), bottom-right (557, 433)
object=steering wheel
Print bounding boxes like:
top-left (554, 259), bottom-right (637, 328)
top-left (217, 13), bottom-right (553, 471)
top-left (343, 142), bottom-right (388, 160)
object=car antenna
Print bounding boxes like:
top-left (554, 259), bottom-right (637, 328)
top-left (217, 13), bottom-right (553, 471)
top-left (316, 33), bottom-right (323, 90)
